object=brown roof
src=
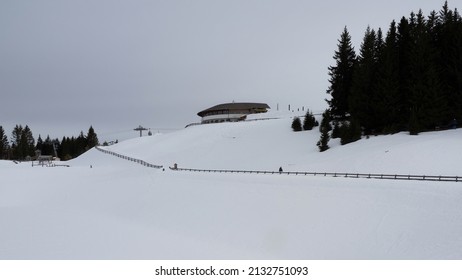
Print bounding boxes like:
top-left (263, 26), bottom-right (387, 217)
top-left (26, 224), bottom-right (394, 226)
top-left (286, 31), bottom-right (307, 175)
top-left (197, 102), bottom-right (270, 117)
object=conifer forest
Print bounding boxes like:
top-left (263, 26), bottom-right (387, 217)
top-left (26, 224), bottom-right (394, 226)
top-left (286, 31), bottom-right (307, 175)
top-left (321, 2), bottom-right (461, 148)
top-left (0, 125), bottom-right (99, 161)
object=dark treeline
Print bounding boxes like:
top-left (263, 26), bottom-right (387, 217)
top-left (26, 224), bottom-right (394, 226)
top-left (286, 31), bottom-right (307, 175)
top-left (321, 1), bottom-right (461, 150)
top-left (0, 125), bottom-right (99, 161)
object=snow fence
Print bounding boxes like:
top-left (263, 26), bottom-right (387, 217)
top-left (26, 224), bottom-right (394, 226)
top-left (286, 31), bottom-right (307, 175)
top-left (95, 146), bottom-right (163, 169)
top-left (169, 167), bottom-right (461, 183)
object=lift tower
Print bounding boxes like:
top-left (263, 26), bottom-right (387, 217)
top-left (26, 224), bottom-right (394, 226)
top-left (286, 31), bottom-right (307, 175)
top-left (134, 125), bottom-right (148, 137)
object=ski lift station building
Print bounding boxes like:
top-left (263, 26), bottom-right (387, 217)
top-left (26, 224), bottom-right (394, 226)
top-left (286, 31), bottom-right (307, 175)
top-left (197, 102), bottom-right (270, 124)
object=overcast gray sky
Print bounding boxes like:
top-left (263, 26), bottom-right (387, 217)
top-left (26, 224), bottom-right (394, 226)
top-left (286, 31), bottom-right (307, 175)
top-left (0, 0), bottom-right (451, 141)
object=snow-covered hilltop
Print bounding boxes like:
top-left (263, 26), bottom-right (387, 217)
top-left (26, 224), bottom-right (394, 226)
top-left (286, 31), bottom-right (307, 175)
top-left (1, 114), bottom-right (462, 259)
top-left (100, 113), bottom-right (462, 176)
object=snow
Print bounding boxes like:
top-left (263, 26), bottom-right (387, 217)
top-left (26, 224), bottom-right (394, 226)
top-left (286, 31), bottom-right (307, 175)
top-left (103, 114), bottom-right (462, 175)
top-left (1, 113), bottom-right (462, 259)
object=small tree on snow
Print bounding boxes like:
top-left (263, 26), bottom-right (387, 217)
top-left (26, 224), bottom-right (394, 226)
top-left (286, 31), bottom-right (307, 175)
top-left (317, 110), bottom-right (332, 152)
top-left (317, 128), bottom-right (330, 152)
top-left (291, 117), bottom-right (302, 132)
top-left (319, 110), bottom-right (332, 133)
top-left (303, 110), bottom-right (317, 130)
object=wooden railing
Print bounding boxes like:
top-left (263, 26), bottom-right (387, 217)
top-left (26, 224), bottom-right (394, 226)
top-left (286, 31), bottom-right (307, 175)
top-left (95, 146), bottom-right (460, 183)
top-left (95, 146), bottom-right (163, 169)
top-left (169, 167), bottom-right (461, 183)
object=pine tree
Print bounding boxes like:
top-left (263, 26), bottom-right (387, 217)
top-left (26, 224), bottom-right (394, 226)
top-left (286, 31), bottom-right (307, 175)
top-left (436, 2), bottom-right (462, 121)
top-left (42, 135), bottom-right (54, 155)
top-left (20, 125), bottom-right (35, 159)
top-left (370, 27), bottom-right (387, 132)
top-left (76, 132), bottom-right (87, 156)
top-left (58, 137), bottom-right (72, 161)
top-left (86, 126), bottom-right (99, 149)
top-left (11, 125), bottom-right (23, 160)
top-left (397, 16), bottom-right (413, 128)
top-left (317, 110), bottom-right (332, 152)
top-left (317, 129), bottom-right (330, 152)
top-left (319, 109), bottom-right (332, 133)
top-left (375, 20), bottom-right (401, 133)
top-left (326, 27), bottom-right (357, 121)
top-left (339, 119), bottom-right (362, 145)
top-left (36, 135), bottom-right (43, 153)
top-left (303, 110), bottom-right (317, 130)
top-left (321, 2), bottom-right (461, 138)
top-left (0, 126), bottom-right (10, 159)
top-left (408, 10), bottom-right (449, 133)
top-left (291, 117), bottom-right (302, 132)
top-left (331, 121), bottom-right (341, 139)
top-left (408, 108), bottom-right (421, 135)
top-left (349, 26), bottom-right (378, 134)
top-left (11, 125), bottom-right (22, 147)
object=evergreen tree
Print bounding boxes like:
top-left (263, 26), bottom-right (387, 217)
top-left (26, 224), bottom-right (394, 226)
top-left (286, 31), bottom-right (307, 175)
top-left (408, 10), bottom-right (449, 133)
top-left (36, 135), bottom-right (43, 153)
top-left (436, 2), bottom-right (462, 121)
top-left (408, 109), bottom-right (421, 135)
top-left (326, 27), bottom-right (357, 121)
top-left (397, 16), bottom-right (413, 128)
top-left (69, 137), bottom-right (76, 158)
top-left (291, 117), bottom-right (302, 132)
top-left (317, 110), bottom-right (332, 152)
top-left (317, 129), bottom-right (330, 152)
top-left (320, 1), bottom-right (461, 139)
top-left (42, 135), bottom-right (54, 155)
top-left (0, 126), bottom-right (10, 159)
top-left (11, 125), bottom-right (35, 160)
top-left (303, 110), bottom-right (317, 130)
top-left (58, 137), bottom-right (72, 161)
top-left (339, 119), bottom-right (362, 145)
top-left (86, 126), bottom-right (99, 149)
top-left (319, 109), bottom-right (332, 133)
top-left (20, 125), bottom-right (35, 159)
top-left (75, 132), bottom-right (86, 156)
top-left (11, 125), bottom-right (22, 147)
top-left (349, 26), bottom-right (378, 134)
top-left (375, 20), bottom-right (401, 133)
top-left (316, 125), bottom-right (330, 152)
top-left (11, 125), bottom-right (23, 160)
top-left (331, 121), bottom-right (341, 139)
top-left (375, 28), bottom-right (384, 55)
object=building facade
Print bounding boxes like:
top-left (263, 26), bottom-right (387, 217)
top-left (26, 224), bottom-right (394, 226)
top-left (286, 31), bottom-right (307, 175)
top-left (197, 102), bottom-right (270, 124)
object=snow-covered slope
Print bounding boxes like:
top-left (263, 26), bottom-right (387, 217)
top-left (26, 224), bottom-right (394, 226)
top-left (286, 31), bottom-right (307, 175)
top-left (1, 115), bottom-right (462, 259)
top-left (103, 116), bottom-right (462, 175)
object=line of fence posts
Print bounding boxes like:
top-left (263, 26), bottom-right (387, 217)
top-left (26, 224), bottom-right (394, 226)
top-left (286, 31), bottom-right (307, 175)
top-left (168, 166), bottom-right (460, 183)
top-left (95, 147), bottom-right (460, 182)
top-left (95, 146), bottom-right (163, 169)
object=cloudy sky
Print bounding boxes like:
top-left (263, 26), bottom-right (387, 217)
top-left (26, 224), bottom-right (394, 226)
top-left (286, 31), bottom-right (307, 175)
top-left (0, 0), bottom-right (450, 141)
